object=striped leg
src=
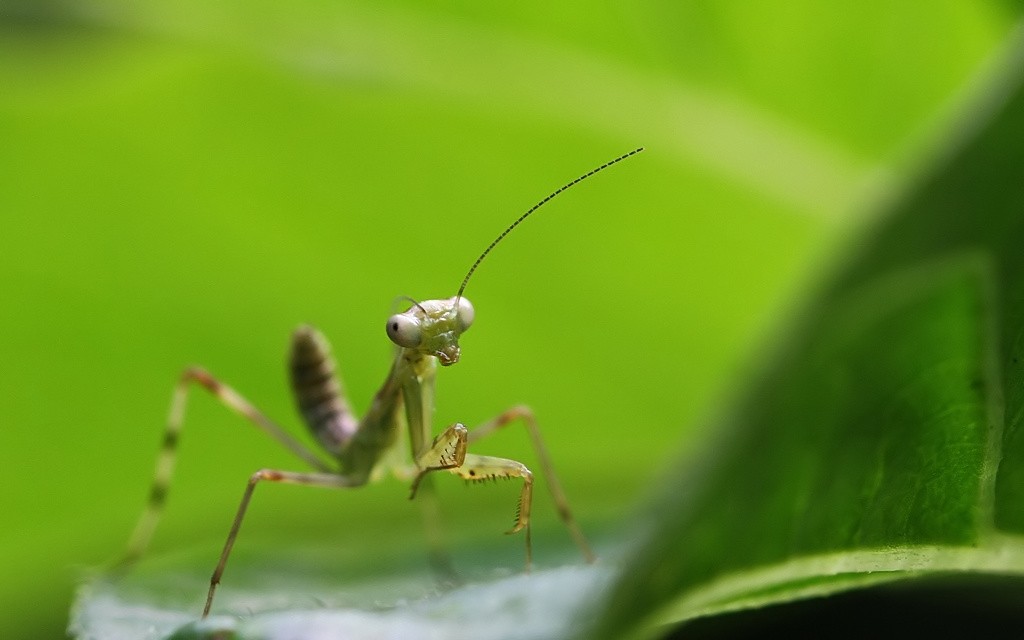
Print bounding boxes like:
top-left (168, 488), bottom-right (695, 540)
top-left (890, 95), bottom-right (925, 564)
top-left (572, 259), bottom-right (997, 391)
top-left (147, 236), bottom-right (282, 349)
top-left (467, 405), bottom-right (595, 564)
top-left (117, 367), bottom-right (332, 569)
top-left (204, 468), bottom-right (361, 617)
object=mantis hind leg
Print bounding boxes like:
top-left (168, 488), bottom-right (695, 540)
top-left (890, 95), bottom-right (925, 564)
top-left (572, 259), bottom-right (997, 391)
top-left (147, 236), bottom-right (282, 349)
top-left (117, 367), bottom-right (331, 570)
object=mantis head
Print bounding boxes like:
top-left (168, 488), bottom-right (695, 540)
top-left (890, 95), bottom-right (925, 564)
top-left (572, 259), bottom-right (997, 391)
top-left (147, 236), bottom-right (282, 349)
top-left (385, 296), bottom-right (474, 366)
top-left (385, 147), bottom-right (643, 367)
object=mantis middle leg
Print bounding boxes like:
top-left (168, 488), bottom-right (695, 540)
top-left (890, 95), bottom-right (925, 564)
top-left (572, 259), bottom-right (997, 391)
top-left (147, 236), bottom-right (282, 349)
top-left (118, 367), bottom-right (331, 569)
top-left (203, 468), bottom-right (363, 617)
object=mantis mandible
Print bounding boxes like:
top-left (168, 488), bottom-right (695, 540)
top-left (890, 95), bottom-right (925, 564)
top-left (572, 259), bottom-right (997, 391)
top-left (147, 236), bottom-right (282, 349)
top-left (118, 147), bottom-right (644, 618)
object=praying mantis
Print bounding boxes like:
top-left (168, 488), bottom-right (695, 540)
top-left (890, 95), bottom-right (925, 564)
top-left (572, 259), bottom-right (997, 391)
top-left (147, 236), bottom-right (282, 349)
top-left (118, 147), bottom-right (644, 618)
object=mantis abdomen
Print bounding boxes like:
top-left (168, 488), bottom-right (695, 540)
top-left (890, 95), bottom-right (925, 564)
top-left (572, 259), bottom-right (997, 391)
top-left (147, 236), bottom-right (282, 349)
top-left (289, 325), bottom-right (357, 456)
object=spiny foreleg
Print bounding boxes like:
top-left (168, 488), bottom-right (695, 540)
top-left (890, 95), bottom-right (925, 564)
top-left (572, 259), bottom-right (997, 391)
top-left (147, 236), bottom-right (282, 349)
top-left (450, 454), bottom-right (535, 567)
top-left (407, 425), bottom-right (535, 566)
top-left (467, 405), bottom-right (594, 563)
top-left (408, 423), bottom-right (468, 498)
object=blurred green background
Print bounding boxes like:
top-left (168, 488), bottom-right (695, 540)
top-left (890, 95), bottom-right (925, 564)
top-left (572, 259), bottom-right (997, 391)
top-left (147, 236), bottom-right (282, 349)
top-left (1, 1), bottom-right (1019, 637)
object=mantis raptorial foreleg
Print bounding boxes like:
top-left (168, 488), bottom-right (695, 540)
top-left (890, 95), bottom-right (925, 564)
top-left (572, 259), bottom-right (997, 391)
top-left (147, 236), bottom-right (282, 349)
top-left (451, 453), bottom-right (535, 535)
top-left (409, 423), bottom-right (469, 496)
top-left (410, 449), bottom-right (536, 566)
top-left (407, 405), bottom-right (592, 569)
top-left (118, 148), bottom-right (644, 619)
top-left (119, 367), bottom-right (332, 568)
top-left (467, 406), bottom-right (595, 563)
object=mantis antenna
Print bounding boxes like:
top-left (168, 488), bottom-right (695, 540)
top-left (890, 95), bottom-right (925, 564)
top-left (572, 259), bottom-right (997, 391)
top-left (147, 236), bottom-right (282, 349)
top-left (453, 147), bottom-right (645, 306)
top-left (119, 150), bottom-right (645, 615)
top-left (394, 295), bottom-right (427, 315)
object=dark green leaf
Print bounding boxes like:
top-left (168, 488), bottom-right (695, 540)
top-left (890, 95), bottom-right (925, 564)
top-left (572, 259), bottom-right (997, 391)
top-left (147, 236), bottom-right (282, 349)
top-left (593, 28), bottom-right (1024, 639)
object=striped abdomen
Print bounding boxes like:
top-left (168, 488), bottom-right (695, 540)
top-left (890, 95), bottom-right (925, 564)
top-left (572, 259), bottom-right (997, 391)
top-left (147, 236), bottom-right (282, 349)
top-left (289, 325), bottom-right (358, 456)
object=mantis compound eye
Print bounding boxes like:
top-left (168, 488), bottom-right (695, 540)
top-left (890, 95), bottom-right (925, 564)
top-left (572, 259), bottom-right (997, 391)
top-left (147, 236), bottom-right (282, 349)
top-left (454, 297), bottom-right (474, 333)
top-left (386, 314), bottom-right (422, 348)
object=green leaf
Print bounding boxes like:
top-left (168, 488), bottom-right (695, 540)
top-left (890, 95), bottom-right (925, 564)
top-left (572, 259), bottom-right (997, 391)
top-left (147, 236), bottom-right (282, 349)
top-left (70, 547), bottom-right (614, 639)
top-left (1, 1), bottom-right (1015, 638)
top-left (71, 23), bottom-right (1024, 636)
top-left (593, 26), bottom-right (1024, 639)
